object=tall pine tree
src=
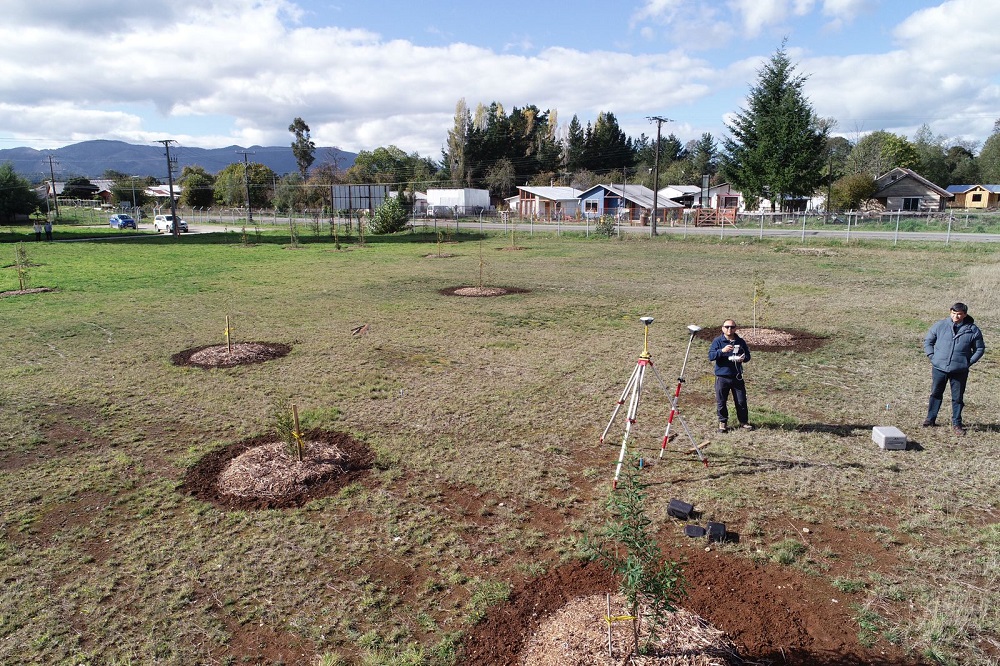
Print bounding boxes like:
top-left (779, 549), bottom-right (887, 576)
top-left (721, 43), bottom-right (828, 210)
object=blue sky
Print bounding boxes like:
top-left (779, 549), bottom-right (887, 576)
top-left (1, 0), bottom-right (998, 167)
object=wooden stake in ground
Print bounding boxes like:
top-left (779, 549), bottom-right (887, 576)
top-left (606, 593), bottom-right (613, 657)
top-left (478, 239), bottom-right (485, 288)
top-left (292, 404), bottom-right (304, 462)
top-left (225, 315), bottom-right (233, 353)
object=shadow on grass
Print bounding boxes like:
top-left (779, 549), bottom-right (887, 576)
top-left (754, 651), bottom-right (930, 666)
top-left (697, 455), bottom-right (868, 482)
top-left (791, 422), bottom-right (877, 437)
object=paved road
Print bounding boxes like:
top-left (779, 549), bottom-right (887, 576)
top-left (417, 219), bottom-right (1000, 244)
top-left (84, 219), bottom-right (1000, 245)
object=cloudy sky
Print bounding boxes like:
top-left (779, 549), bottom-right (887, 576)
top-left (2, 0), bottom-right (998, 160)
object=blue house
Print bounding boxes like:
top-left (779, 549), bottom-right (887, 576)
top-left (577, 183), bottom-right (682, 225)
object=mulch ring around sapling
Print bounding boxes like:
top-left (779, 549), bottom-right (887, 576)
top-left (439, 286), bottom-right (531, 298)
top-left (0, 287), bottom-right (54, 298)
top-left (694, 327), bottom-right (827, 353)
top-left (171, 342), bottom-right (291, 368)
top-left (181, 429), bottom-right (374, 510)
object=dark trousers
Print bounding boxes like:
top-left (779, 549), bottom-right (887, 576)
top-left (927, 367), bottom-right (969, 426)
top-left (715, 375), bottom-right (749, 424)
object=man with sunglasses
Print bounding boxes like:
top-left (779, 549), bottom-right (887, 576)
top-left (709, 320), bottom-right (754, 432)
top-left (923, 302), bottom-right (985, 436)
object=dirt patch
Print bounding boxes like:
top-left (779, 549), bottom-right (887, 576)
top-left (0, 287), bottom-right (54, 298)
top-left (180, 429), bottom-right (373, 510)
top-left (458, 553), bottom-right (927, 666)
top-left (423, 252), bottom-right (458, 258)
top-left (171, 342), bottom-right (291, 369)
top-left (497, 246), bottom-right (527, 251)
top-left (695, 327), bottom-right (827, 353)
top-left (439, 286), bottom-right (531, 298)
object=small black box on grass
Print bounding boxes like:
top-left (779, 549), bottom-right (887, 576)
top-left (684, 525), bottom-right (706, 538)
top-left (667, 498), bottom-right (694, 520)
top-left (706, 521), bottom-right (727, 543)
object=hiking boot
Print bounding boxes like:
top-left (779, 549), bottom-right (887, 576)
top-left (921, 419), bottom-right (936, 427)
top-left (718, 422), bottom-right (728, 433)
top-left (953, 424), bottom-right (967, 436)
top-left (740, 423), bottom-right (755, 431)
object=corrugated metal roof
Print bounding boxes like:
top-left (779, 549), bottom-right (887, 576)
top-left (516, 186), bottom-right (581, 200)
top-left (875, 167), bottom-right (952, 197)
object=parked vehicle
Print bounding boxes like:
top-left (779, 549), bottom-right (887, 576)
top-left (426, 205), bottom-right (454, 218)
top-left (153, 214), bottom-right (188, 233)
top-left (109, 214), bottom-right (137, 230)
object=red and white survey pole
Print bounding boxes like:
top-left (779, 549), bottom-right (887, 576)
top-left (659, 324), bottom-right (708, 466)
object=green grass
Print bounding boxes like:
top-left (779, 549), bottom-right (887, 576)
top-left (1, 227), bottom-right (999, 664)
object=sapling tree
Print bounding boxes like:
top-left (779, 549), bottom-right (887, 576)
top-left (751, 269), bottom-right (771, 333)
top-left (478, 239), bottom-right (485, 288)
top-left (273, 404), bottom-right (306, 461)
top-left (14, 242), bottom-right (29, 290)
top-left (586, 456), bottom-right (686, 655)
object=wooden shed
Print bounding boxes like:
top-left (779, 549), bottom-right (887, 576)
top-left (945, 184), bottom-right (1000, 209)
top-left (873, 167), bottom-right (952, 212)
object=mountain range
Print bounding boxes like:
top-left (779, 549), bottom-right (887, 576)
top-left (1, 140), bottom-right (357, 181)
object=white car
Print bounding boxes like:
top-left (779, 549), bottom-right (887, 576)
top-left (153, 214), bottom-right (188, 233)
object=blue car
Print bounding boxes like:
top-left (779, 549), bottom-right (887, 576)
top-left (110, 214), bottom-right (137, 230)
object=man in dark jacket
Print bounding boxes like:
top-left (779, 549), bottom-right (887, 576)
top-left (923, 302), bottom-right (986, 435)
top-left (708, 319), bottom-right (753, 432)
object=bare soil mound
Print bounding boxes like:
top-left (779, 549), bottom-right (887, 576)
top-left (695, 327), bottom-right (827, 353)
top-left (171, 342), bottom-right (291, 368)
top-left (0, 287), bottom-right (54, 298)
top-left (458, 557), bottom-right (926, 665)
top-left (181, 430), bottom-right (373, 510)
top-left (439, 286), bottom-right (531, 297)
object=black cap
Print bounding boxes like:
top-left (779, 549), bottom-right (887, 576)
top-left (950, 302), bottom-right (968, 313)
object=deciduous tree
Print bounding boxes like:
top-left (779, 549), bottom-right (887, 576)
top-left (178, 166), bottom-right (214, 208)
top-left (214, 162), bottom-right (275, 209)
top-left (846, 130), bottom-right (919, 177)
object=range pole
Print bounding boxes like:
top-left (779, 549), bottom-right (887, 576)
top-left (646, 116), bottom-right (672, 236)
top-left (47, 156), bottom-right (60, 219)
top-left (237, 150), bottom-right (255, 225)
top-left (157, 139), bottom-right (179, 236)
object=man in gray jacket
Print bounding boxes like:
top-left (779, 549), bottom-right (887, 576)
top-left (923, 302), bottom-right (985, 435)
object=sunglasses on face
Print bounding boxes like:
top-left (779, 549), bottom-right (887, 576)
top-left (722, 325), bottom-right (735, 329)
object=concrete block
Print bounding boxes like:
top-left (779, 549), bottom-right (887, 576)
top-left (873, 426), bottom-right (907, 450)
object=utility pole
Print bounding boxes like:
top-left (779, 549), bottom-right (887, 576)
top-left (157, 140), bottom-right (179, 236)
top-left (646, 116), bottom-right (672, 236)
top-left (237, 150), bottom-right (255, 225)
top-left (47, 156), bottom-right (60, 219)
top-left (826, 151), bottom-right (834, 224)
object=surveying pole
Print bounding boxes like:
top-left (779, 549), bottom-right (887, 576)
top-left (602, 316), bottom-right (671, 488)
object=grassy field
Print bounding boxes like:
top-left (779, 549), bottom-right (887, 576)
top-left (1, 228), bottom-right (998, 665)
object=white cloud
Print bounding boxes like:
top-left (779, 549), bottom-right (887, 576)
top-left (2, 0), bottom-right (1000, 159)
